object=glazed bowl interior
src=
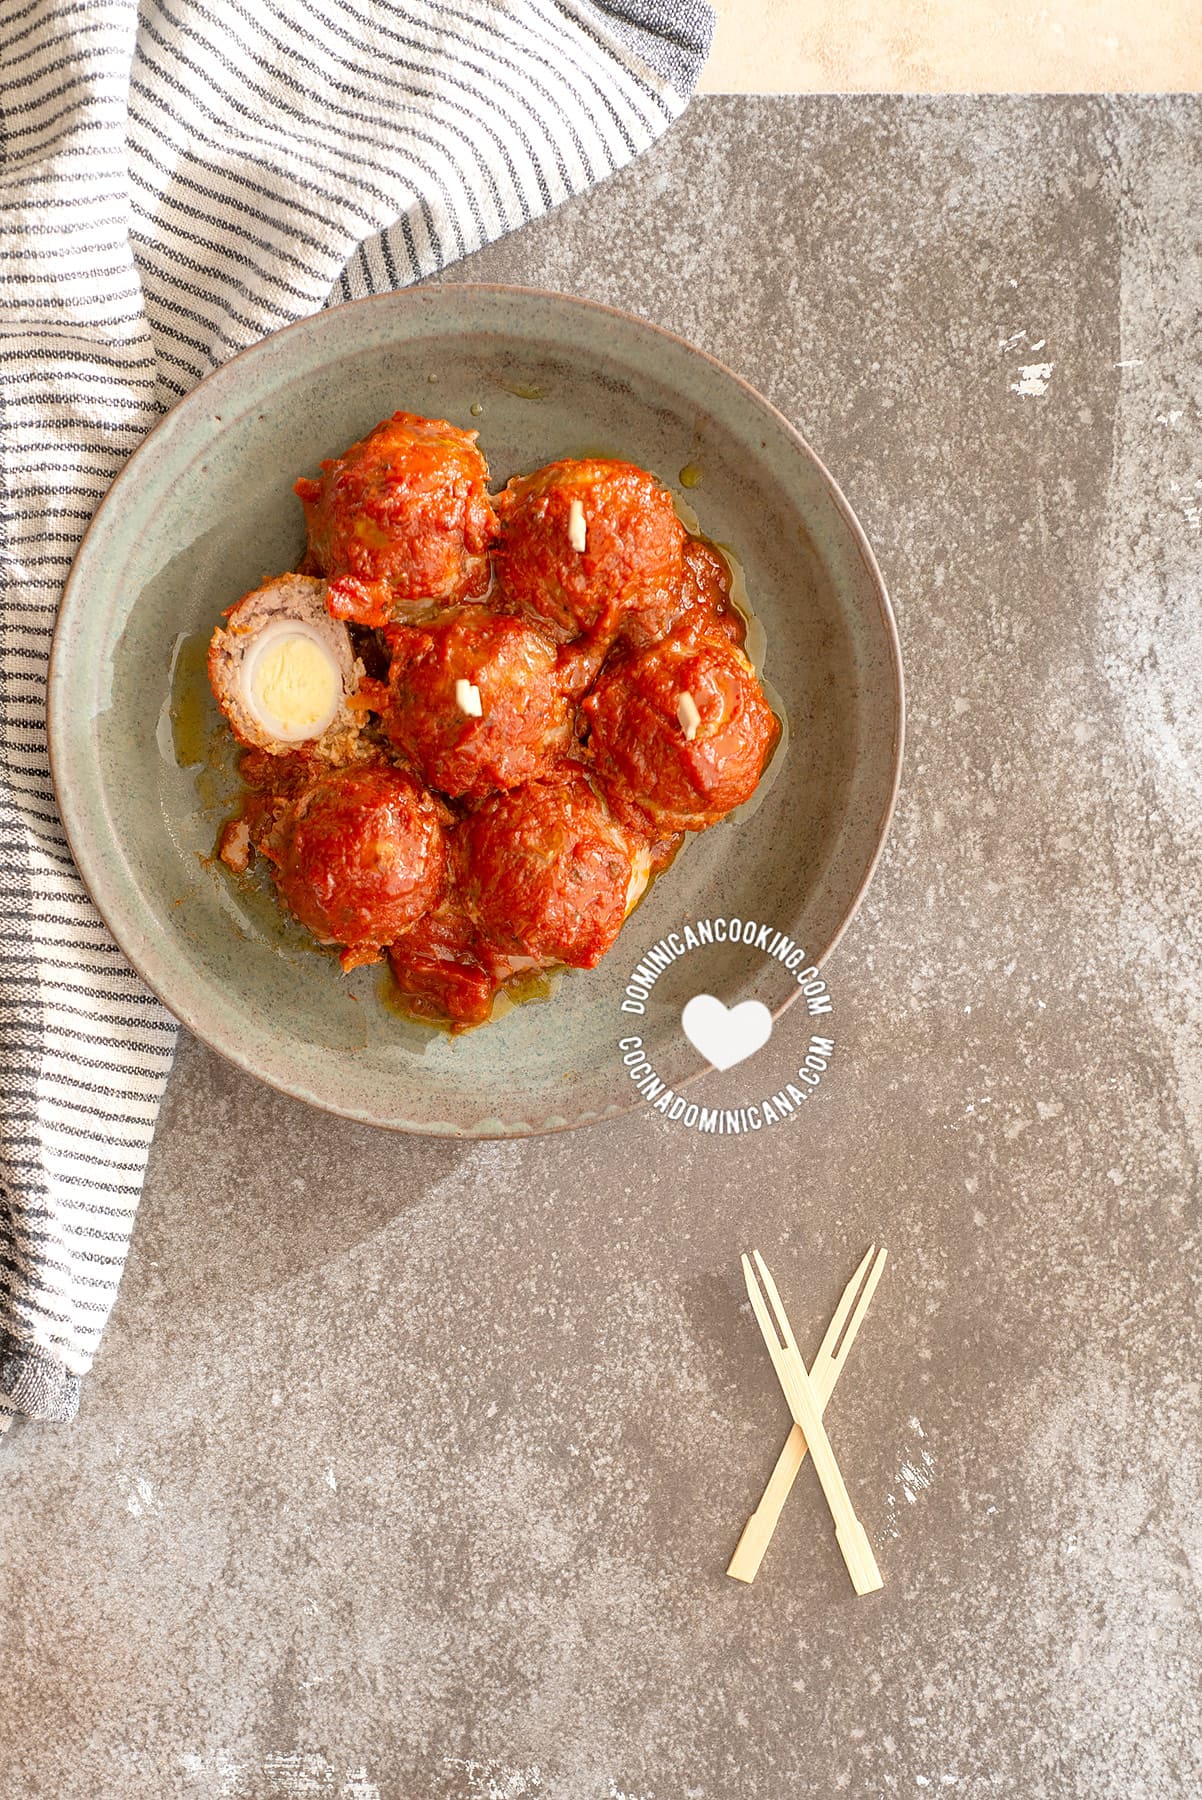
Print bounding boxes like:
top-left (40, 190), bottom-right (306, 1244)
top-left (50, 286), bottom-right (902, 1135)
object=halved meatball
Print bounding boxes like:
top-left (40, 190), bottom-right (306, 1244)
top-left (294, 412), bottom-right (497, 627)
top-left (262, 764), bottom-right (446, 969)
top-left (581, 627), bottom-right (778, 837)
top-left (493, 458), bottom-right (685, 642)
top-left (208, 575), bottom-right (359, 756)
top-left (459, 770), bottom-right (645, 969)
top-left (382, 608), bottom-right (575, 801)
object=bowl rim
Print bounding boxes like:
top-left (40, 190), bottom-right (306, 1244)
top-left (48, 281), bottom-right (905, 1139)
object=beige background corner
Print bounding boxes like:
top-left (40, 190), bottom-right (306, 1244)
top-left (700, 0), bottom-right (1202, 91)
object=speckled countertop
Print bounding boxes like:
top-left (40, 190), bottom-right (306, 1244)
top-left (3, 98), bottom-right (1200, 1799)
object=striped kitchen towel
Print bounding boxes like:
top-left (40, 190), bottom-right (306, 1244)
top-left (0, 0), bottom-right (715, 1425)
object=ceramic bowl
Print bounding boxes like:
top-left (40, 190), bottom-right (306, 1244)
top-left (49, 285), bottom-right (903, 1136)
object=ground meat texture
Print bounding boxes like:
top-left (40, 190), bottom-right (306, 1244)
top-left (621, 536), bottom-right (747, 653)
top-left (459, 772), bottom-right (638, 968)
top-left (294, 412), bottom-right (497, 628)
top-left (382, 609), bottom-right (574, 800)
top-left (493, 459), bottom-right (685, 641)
top-left (217, 815), bottom-right (252, 874)
top-left (581, 629), bottom-right (779, 836)
top-left (264, 765), bottom-right (446, 967)
top-left (239, 747), bottom-right (321, 798)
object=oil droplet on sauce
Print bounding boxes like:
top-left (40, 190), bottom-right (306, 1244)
top-left (679, 462), bottom-right (702, 489)
top-left (469, 402), bottom-right (484, 417)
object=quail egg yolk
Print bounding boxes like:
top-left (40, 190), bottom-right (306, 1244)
top-left (245, 628), bottom-right (341, 742)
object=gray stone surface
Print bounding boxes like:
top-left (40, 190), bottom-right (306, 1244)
top-left (2, 96), bottom-right (1200, 1798)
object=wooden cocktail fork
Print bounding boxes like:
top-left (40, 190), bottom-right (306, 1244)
top-left (728, 1244), bottom-right (886, 1582)
top-left (742, 1250), bottom-right (884, 1596)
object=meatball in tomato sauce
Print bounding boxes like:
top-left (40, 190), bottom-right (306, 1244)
top-left (581, 628), bottom-right (778, 837)
top-left (494, 458), bottom-right (685, 642)
top-left (386, 894), bottom-right (541, 1031)
top-left (383, 608), bottom-right (575, 801)
top-left (459, 771), bottom-right (647, 969)
top-left (295, 412), bottom-right (496, 628)
top-left (387, 897), bottom-right (499, 1030)
top-left (263, 764), bottom-right (446, 969)
top-left (622, 535), bottom-right (747, 653)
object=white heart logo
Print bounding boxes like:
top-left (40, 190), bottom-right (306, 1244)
top-left (681, 993), bottom-right (773, 1072)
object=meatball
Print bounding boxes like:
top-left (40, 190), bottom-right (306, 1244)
top-left (387, 896), bottom-right (528, 1030)
top-left (208, 574), bottom-right (360, 756)
top-left (263, 764), bottom-right (446, 968)
top-left (494, 458), bottom-right (685, 642)
top-left (621, 536), bottom-right (747, 653)
top-left (459, 771), bottom-right (644, 968)
top-left (581, 628), bottom-right (778, 836)
top-left (382, 609), bottom-right (574, 800)
top-left (294, 412), bottom-right (496, 628)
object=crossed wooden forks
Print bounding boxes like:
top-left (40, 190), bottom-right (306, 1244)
top-left (729, 1244), bottom-right (888, 1593)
